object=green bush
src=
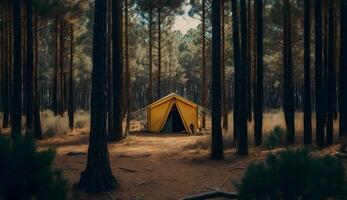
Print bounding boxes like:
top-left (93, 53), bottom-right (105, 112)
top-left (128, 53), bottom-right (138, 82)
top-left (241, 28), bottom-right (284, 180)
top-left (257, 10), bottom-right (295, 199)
top-left (0, 136), bottom-right (68, 200)
top-left (263, 126), bottom-right (286, 150)
top-left (238, 149), bottom-right (347, 200)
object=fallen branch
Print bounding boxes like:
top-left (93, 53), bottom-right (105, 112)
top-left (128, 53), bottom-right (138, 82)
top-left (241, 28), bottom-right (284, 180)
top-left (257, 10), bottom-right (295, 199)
top-left (118, 153), bottom-right (151, 158)
top-left (180, 190), bottom-right (238, 200)
top-left (119, 167), bottom-right (138, 172)
top-left (106, 192), bottom-right (115, 200)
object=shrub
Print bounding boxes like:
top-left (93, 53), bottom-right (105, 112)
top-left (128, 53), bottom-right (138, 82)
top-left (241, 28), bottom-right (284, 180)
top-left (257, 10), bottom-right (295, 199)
top-left (41, 110), bottom-right (69, 136)
top-left (238, 149), bottom-right (347, 200)
top-left (74, 110), bottom-right (90, 129)
top-left (0, 136), bottom-right (68, 200)
top-left (263, 126), bottom-right (286, 150)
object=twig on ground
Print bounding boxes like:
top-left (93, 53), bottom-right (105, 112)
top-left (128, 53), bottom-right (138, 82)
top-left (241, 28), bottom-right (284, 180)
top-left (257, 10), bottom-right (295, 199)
top-left (119, 167), bottom-right (138, 172)
top-left (180, 190), bottom-right (238, 200)
top-left (66, 151), bottom-right (86, 156)
top-left (118, 153), bottom-right (151, 158)
top-left (106, 192), bottom-right (115, 200)
top-left (220, 176), bottom-right (233, 188)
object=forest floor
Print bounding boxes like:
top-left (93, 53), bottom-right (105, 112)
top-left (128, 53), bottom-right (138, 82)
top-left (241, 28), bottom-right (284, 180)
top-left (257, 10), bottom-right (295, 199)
top-left (35, 127), bottom-right (342, 200)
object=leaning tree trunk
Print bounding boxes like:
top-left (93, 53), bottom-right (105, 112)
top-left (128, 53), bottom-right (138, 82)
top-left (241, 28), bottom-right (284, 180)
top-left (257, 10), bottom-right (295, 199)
top-left (326, 0), bottom-right (335, 145)
top-left (68, 23), bottom-right (74, 130)
top-left (340, 0), bottom-right (347, 138)
top-left (111, 0), bottom-right (123, 141)
top-left (26, 0), bottom-right (34, 133)
top-left (238, 0), bottom-right (249, 155)
top-left (283, 0), bottom-right (295, 144)
top-left (211, 0), bottom-right (224, 160)
top-left (76, 0), bottom-right (118, 193)
top-left (232, 0), bottom-right (241, 144)
top-left (33, 12), bottom-right (42, 139)
top-left (254, 0), bottom-right (263, 146)
top-left (303, 0), bottom-right (312, 145)
top-left (11, 0), bottom-right (22, 140)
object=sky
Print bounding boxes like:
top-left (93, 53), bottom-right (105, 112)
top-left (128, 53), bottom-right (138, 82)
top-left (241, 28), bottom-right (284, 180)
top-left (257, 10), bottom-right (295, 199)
top-left (172, 5), bottom-right (200, 35)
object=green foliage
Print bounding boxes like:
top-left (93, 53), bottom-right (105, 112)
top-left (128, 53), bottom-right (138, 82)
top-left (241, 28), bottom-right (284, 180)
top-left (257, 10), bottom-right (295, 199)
top-left (238, 149), bottom-right (347, 200)
top-left (263, 126), bottom-right (286, 150)
top-left (0, 136), bottom-right (68, 200)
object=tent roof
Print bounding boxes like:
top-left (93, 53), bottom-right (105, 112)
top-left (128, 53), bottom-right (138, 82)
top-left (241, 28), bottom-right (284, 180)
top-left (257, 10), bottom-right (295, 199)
top-left (148, 93), bottom-right (198, 110)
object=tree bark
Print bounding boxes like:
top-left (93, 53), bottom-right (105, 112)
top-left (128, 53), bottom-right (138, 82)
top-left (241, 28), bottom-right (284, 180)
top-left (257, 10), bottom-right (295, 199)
top-left (147, 9), bottom-right (153, 104)
top-left (2, 4), bottom-right (9, 129)
top-left (68, 23), bottom-right (74, 130)
top-left (111, 0), bottom-right (123, 141)
top-left (340, 0), bottom-right (347, 138)
top-left (11, 0), bottom-right (22, 140)
top-left (125, 0), bottom-right (131, 135)
top-left (232, 0), bottom-right (241, 144)
top-left (315, 0), bottom-right (324, 147)
top-left (303, 0), bottom-right (312, 145)
top-left (254, 0), bottom-right (263, 146)
top-left (283, 0), bottom-right (295, 144)
top-left (52, 17), bottom-right (58, 115)
top-left (157, 9), bottom-right (161, 99)
top-left (201, 0), bottom-right (207, 128)
top-left (26, 0), bottom-right (34, 133)
top-left (76, 0), bottom-right (117, 193)
top-left (221, 0), bottom-right (228, 130)
top-left (211, 0), bottom-right (223, 160)
top-left (238, 0), bottom-right (249, 155)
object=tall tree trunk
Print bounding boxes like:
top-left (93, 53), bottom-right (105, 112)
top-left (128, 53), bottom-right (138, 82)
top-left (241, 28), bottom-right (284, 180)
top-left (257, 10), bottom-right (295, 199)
top-left (246, 0), bottom-right (252, 121)
top-left (68, 23), bottom-right (74, 130)
top-left (26, 0), bottom-right (34, 133)
top-left (201, 0), bottom-right (207, 128)
top-left (107, 0), bottom-right (113, 136)
top-left (221, 0), bottom-right (228, 130)
top-left (211, 0), bottom-right (223, 160)
top-left (326, 0), bottom-right (334, 145)
top-left (11, 0), bottom-right (22, 140)
top-left (111, 0), bottom-right (123, 141)
top-left (238, 0), bottom-right (249, 155)
top-left (315, 0), bottom-right (324, 147)
top-left (254, 0), bottom-right (263, 146)
top-left (339, 0), bottom-right (347, 138)
top-left (232, 0), bottom-right (241, 144)
top-left (2, 4), bottom-right (9, 128)
top-left (157, 9), bottom-right (161, 99)
top-left (52, 17), bottom-right (58, 115)
top-left (33, 12), bottom-right (42, 139)
top-left (147, 9), bottom-right (153, 105)
top-left (283, 0), bottom-right (295, 144)
top-left (76, 0), bottom-right (117, 193)
top-left (125, 0), bottom-right (130, 135)
top-left (303, 0), bottom-right (312, 145)
top-left (59, 19), bottom-right (65, 116)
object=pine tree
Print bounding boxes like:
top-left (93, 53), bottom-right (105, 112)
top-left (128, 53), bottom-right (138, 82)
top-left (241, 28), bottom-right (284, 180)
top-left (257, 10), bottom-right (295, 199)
top-left (340, 0), bottom-right (347, 138)
top-left (26, 0), bottom-right (34, 134)
top-left (211, 0), bottom-right (223, 160)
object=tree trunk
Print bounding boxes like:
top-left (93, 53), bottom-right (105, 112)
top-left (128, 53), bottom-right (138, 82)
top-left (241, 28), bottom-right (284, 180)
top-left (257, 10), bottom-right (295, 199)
top-left (53, 17), bottom-right (58, 115)
top-left (201, 0), bottom-right (207, 128)
top-left (340, 0), bottom-right (347, 138)
top-left (26, 0), bottom-right (34, 133)
top-left (157, 9), bottom-right (161, 99)
top-left (68, 23), bottom-right (74, 130)
top-left (125, 0), bottom-right (131, 135)
top-left (59, 19), bottom-right (65, 116)
top-left (107, 0), bottom-right (113, 136)
top-left (211, 0), bottom-right (223, 160)
top-left (111, 0), bottom-right (123, 141)
top-left (303, 0), bottom-right (312, 145)
top-left (147, 9), bottom-right (153, 104)
top-left (232, 0), bottom-right (241, 144)
top-left (254, 0), bottom-right (263, 146)
top-left (283, 0), bottom-right (295, 144)
top-left (221, 0), bottom-right (228, 130)
top-left (76, 0), bottom-right (117, 193)
top-left (33, 12), bottom-right (42, 139)
top-left (2, 4), bottom-right (9, 129)
top-left (238, 0), bottom-right (249, 155)
top-left (11, 0), bottom-right (22, 140)
top-left (315, 0), bottom-right (324, 147)
top-left (326, 0), bottom-right (334, 145)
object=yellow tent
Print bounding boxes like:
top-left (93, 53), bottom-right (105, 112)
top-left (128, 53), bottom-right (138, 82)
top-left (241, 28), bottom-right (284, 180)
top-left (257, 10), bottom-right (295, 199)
top-left (146, 93), bottom-right (200, 133)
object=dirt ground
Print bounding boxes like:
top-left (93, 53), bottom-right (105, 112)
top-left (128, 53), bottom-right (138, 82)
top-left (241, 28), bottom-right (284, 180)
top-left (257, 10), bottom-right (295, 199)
top-left (35, 127), bottom-right (343, 200)
top-left (36, 129), bottom-right (261, 200)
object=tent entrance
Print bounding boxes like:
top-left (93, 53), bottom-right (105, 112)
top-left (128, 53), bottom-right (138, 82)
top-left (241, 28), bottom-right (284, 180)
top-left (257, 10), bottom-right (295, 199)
top-left (161, 104), bottom-right (186, 133)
